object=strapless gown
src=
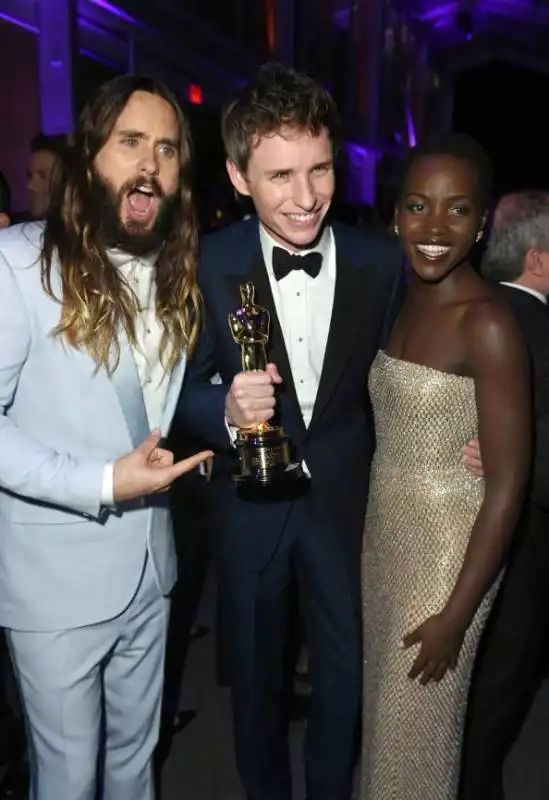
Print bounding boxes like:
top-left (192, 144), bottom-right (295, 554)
top-left (359, 351), bottom-right (499, 800)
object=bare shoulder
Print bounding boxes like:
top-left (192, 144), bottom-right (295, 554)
top-left (460, 293), bottom-right (527, 367)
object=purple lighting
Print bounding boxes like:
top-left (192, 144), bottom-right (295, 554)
top-left (80, 47), bottom-right (119, 69)
top-left (418, 2), bottom-right (459, 23)
top-left (405, 103), bottom-right (417, 147)
top-left (345, 143), bottom-right (379, 205)
top-left (348, 143), bottom-right (368, 159)
top-left (0, 11), bottom-right (37, 34)
top-left (85, 0), bottom-right (139, 26)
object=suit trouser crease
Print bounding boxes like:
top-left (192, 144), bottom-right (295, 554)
top-left (219, 497), bottom-right (362, 800)
top-left (5, 554), bottom-right (169, 800)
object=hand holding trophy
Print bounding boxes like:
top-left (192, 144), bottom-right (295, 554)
top-left (228, 282), bottom-right (305, 488)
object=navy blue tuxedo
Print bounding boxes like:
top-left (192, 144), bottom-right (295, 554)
top-left (176, 217), bottom-right (404, 800)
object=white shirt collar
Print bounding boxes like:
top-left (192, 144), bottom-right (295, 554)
top-left (106, 248), bottom-right (159, 270)
top-left (500, 282), bottom-right (547, 305)
top-left (259, 224), bottom-right (333, 280)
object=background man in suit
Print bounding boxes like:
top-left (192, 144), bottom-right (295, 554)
top-left (460, 191), bottom-right (549, 799)
top-left (177, 63), bottom-right (405, 800)
top-left (0, 74), bottom-right (211, 800)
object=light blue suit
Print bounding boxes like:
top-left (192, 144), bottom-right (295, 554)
top-left (0, 222), bottom-right (185, 799)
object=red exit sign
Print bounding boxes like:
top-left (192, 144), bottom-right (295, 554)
top-left (188, 84), bottom-right (203, 104)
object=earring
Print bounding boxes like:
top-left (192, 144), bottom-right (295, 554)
top-left (476, 230), bottom-right (483, 242)
top-left (393, 224), bottom-right (399, 236)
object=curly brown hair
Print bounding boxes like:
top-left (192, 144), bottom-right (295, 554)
top-left (221, 62), bottom-right (340, 174)
top-left (41, 74), bottom-right (200, 373)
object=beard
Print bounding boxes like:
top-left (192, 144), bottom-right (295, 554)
top-left (90, 168), bottom-right (179, 257)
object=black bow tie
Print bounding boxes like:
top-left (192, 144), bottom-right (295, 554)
top-left (272, 247), bottom-right (323, 281)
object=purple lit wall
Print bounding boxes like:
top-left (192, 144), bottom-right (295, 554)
top-left (0, 18), bottom-right (40, 211)
top-left (87, 0), bottom-right (137, 26)
top-left (0, 0), bottom-right (249, 134)
top-left (406, 101), bottom-right (417, 147)
top-left (344, 143), bottom-right (378, 205)
top-left (36, 0), bottom-right (75, 135)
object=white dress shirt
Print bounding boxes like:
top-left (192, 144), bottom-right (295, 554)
top-left (259, 225), bottom-right (336, 427)
top-left (500, 281), bottom-right (547, 305)
top-left (101, 249), bottom-right (170, 505)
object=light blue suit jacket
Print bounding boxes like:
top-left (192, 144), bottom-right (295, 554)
top-left (0, 223), bottom-right (184, 631)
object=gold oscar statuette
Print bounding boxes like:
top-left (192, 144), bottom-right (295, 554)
top-left (228, 282), bottom-right (304, 488)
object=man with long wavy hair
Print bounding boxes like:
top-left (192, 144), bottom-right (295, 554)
top-left (0, 75), bottom-right (211, 800)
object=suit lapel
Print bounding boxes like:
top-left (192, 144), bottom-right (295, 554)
top-left (225, 252), bottom-right (304, 432)
top-left (109, 333), bottom-right (187, 444)
top-left (310, 251), bottom-right (370, 427)
top-left (109, 331), bottom-right (150, 448)
top-left (161, 353), bottom-right (186, 435)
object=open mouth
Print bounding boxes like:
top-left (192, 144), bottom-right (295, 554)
top-left (125, 185), bottom-right (158, 223)
top-left (415, 243), bottom-right (452, 260)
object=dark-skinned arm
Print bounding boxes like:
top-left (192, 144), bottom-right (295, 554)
top-left (443, 301), bottom-right (532, 630)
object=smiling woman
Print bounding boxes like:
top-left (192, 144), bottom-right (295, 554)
top-left (358, 133), bottom-right (531, 800)
top-left (395, 139), bottom-right (490, 285)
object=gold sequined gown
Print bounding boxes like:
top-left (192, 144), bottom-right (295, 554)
top-left (359, 351), bottom-right (498, 800)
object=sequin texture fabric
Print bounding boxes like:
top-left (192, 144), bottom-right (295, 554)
top-left (359, 351), bottom-right (498, 800)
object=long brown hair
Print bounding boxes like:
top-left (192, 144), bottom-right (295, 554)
top-left (41, 74), bottom-right (200, 372)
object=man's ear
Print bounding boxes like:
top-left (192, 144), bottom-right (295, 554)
top-left (524, 247), bottom-right (542, 277)
top-left (226, 159), bottom-right (250, 197)
top-left (0, 213), bottom-right (10, 229)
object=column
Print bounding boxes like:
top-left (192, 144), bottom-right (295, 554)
top-left (409, 40), bottom-right (429, 143)
top-left (344, 143), bottom-right (378, 205)
top-left (36, 0), bottom-right (76, 135)
top-left (354, 0), bottom-right (383, 147)
top-left (295, 0), bottom-right (334, 83)
top-left (426, 72), bottom-right (454, 136)
top-left (274, 0), bottom-right (294, 65)
top-left (344, 0), bottom-right (384, 203)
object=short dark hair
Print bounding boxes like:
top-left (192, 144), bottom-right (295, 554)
top-left (0, 170), bottom-right (11, 214)
top-left (30, 132), bottom-right (69, 159)
top-left (398, 132), bottom-right (493, 210)
top-left (481, 191), bottom-right (549, 282)
top-left (221, 62), bottom-right (340, 174)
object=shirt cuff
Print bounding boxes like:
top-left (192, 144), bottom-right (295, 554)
top-left (101, 462), bottom-right (115, 506)
top-left (225, 417), bottom-right (238, 448)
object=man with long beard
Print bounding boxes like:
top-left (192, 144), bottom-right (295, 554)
top-left (0, 75), bottom-right (211, 800)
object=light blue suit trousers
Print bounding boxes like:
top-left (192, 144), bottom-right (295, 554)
top-left (0, 223), bottom-right (185, 799)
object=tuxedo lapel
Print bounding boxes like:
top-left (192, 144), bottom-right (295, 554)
top-left (310, 252), bottom-right (370, 427)
top-left (109, 331), bottom-right (150, 448)
top-left (225, 253), bottom-right (304, 432)
top-left (161, 353), bottom-right (186, 436)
